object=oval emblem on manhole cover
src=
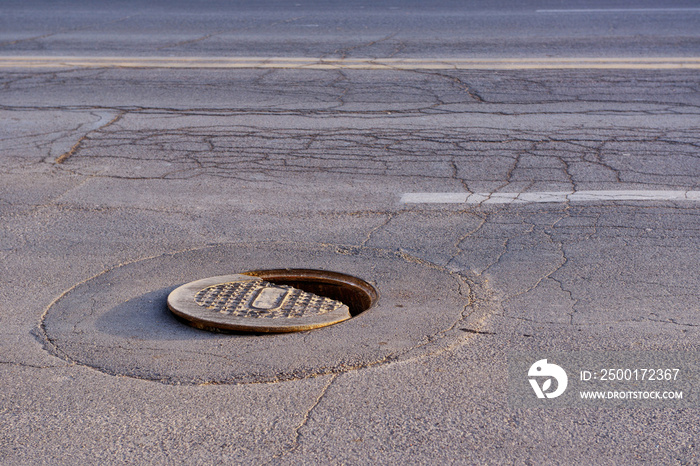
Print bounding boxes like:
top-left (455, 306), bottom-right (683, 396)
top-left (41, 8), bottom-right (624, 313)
top-left (168, 274), bottom-right (352, 332)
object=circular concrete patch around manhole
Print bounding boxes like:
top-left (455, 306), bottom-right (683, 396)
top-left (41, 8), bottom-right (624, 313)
top-left (39, 243), bottom-right (491, 385)
top-left (167, 270), bottom-right (377, 333)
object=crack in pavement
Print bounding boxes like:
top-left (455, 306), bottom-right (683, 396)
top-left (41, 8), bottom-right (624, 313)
top-left (37, 123), bottom-right (700, 189)
top-left (438, 202), bottom-right (700, 328)
top-left (54, 111), bottom-right (125, 164)
top-left (3, 69), bottom-right (699, 117)
top-left (268, 374), bottom-right (338, 463)
top-left (360, 213), bottom-right (396, 247)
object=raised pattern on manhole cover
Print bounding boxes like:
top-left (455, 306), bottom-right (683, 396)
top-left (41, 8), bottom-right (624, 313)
top-left (193, 281), bottom-right (344, 318)
top-left (168, 274), bottom-right (352, 332)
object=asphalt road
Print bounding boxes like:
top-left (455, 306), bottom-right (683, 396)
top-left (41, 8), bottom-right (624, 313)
top-left (2, 0), bottom-right (700, 58)
top-left (1, 1), bottom-right (700, 464)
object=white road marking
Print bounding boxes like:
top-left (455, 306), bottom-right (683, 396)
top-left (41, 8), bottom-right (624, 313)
top-left (537, 8), bottom-right (700, 13)
top-left (1, 56), bottom-right (700, 70)
top-left (401, 191), bottom-right (700, 204)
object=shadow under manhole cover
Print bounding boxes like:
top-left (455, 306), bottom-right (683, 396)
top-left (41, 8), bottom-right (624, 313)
top-left (39, 242), bottom-right (491, 385)
top-left (168, 269), bottom-right (378, 333)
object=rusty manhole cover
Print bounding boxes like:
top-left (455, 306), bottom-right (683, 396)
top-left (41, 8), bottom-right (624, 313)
top-left (168, 269), bottom-right (375, 332)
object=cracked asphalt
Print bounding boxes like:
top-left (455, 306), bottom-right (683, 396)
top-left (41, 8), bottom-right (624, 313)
top-left (1, 1), bottom-right (700, 464)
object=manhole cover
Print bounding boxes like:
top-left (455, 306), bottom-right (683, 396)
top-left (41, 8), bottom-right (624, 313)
top-left (168, 270), bottom-right (374, 333)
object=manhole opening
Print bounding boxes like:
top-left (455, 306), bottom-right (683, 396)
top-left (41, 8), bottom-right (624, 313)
top-left (242, 269), bottom-right (378, 317)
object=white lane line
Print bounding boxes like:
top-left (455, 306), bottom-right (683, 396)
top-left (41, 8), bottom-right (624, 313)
top-left (401, 191), bottom-right (700, 204)
top-left (2, 56), bottom-right (700, 70)
top-left (537, 8), bottom-right (700, 13)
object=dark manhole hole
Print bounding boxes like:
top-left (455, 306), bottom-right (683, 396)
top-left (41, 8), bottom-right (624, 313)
top-left (168, 270), bottom-right (378, 333)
